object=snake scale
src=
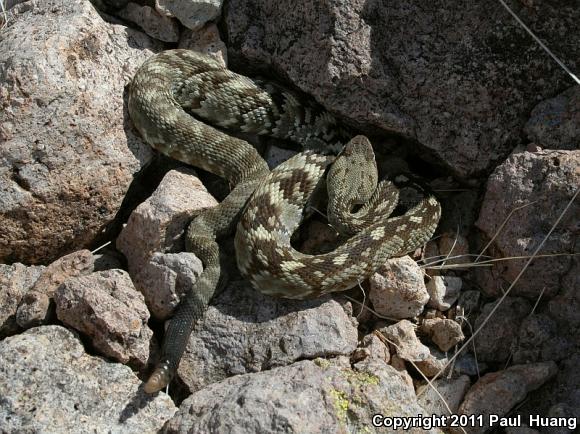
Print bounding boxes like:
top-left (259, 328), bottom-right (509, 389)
top-left (128, 49), bottom-right (441, 393)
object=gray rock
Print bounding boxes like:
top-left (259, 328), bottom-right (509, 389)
top-left (15, 249), bottom-right (95, 328)
top-left (352, 332), bottom-right (390, 369)
top-left (437, 232), bottom-right (471, 266)
top-left (453, 353), bottom-right (487, 377)
top-left (474, 297), bottom-right (532, 362)
top-left (166, 358), bottom-right (441, 433)
top-left (32, 250), bottom-right (95, 296)
top-left (178, 23), bottom-right (227, 67)
top-left (156, 0), bottom-right (222, 30)
top-left (524, 86), bottom-right (579, 150)
top-left (177, 281), bottom-right (358, 393)
top-left (421, 318), bottom-right (464, 352)
top-left (264, 144), bottom-right (298, 169)
top-left (138, 251), bottom-right (203, 320)
top-left (475, 149), bottom-right (579, 299)
top-left (0, 326), bottom-right (176, 432)
top-left (548, 267), bottom-right (580, 329)
top-left (369, 256), bottom-right (429, 319)
top-left (544, 402), bottom-right (578, 434)
top-left (55, 269), bottom-right (153, 368)
top-left (117, 168), bottom-right (216, 287)
top-left (118, 2), bottom-right (180, 42)
top-left (417, 375), bottom-right (471, 416)
top-left (456, 362), bottom-right (558, 434)
top-left (117, 168), bottom-right (215, 317)
top-left (0, 263), bottom-right (44, 337)
top-left (514, 352), bottom-right (580, 430)
top-left (415, 346), bottom-right (449, 378)
top-left (4, 0), bottom-right (31, 11)
top-left (511, 314), bottom-right (568, 364)
top-left (457, 290), bottom-right (481, 315)
top-left (426, 275), bottom-right (462, 311)
top-left (0, 0), bottom-right (159, 264)
top-left (224, 0), bottom-right (580, 178)
top-left (14, 290), bottom-right (50, 328)
top-left (380, 319), bottom-right (429, 363)
top-left (93, 251), bottom-right (124, 271)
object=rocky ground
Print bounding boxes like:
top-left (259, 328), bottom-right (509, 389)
top-left (0, 0), bottom-right (578, 433)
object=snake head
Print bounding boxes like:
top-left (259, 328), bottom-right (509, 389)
top-left (327, 135), bottom-right (378, 221)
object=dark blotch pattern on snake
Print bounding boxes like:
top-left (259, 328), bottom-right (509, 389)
top-left (128, 49), bottom-right (441, 393)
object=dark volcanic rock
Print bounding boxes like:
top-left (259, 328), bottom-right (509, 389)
top-left (224, 0), bottom-right (579, 178)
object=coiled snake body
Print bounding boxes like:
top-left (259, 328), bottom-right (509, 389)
top-left (128, 50), bottom-right (441, 393)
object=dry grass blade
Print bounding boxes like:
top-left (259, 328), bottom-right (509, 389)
top-left (91, 240), bottom-right (112, 254)
top-left (423, 253), bottom-right (578, 271)
top-left (0, 0), bottom-right (8, 29)
top-left (343, 294), bottom-right (400, 323)
top-left (497, 0), bottom-right (580, 85)
top-left (417, 187), bottom-right (579, 396)
top-left (475, 200), bottom-right (538, 263)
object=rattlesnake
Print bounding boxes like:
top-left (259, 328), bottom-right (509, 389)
top-left (128, 49), bottom-right (441, 393)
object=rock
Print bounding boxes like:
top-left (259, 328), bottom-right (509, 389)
top-left (117, 168), bottom-right (217, 312)
top-left (417, 375), bottom-right (471, 416)
top-left (264, 144), bottom-right (298, 169)
top-left (0, 0), bottom-right (159, 264)
top-left (437, 232), bottom-right (470, 266)
top-left (415, 346), bottom-right (449, 378)
top-left (155, 0), bottom-right (223, 30)
top-left (512, 314), bottom-right (563, 364)
top-left (165, 358), bottom-right (440, 433)
top-left (4, 0), bottom-right (31, 12)
top-left (421, 318), bottom-right (464, 352)
top-left (389, 354), bottom-right (414, 388)
top-left (224, 0), bottom-right (579, 178)
top-left (298, 220), bottom-right (341, 256)
top-left (453, 353), bottom-right (487, 377)
top-left (369, 256), bottom-right (429, 319)
top-left (117, 167), bottom-right (216, 272)
top-left (178, 23), bottom-right (227, 67)
top-left (0, 263), bottom-right (44, 337)
top-left (456, 362), bottom-right (558, 434)
top-left (423, 240), bottom-right (440, 276)
top-left (54, 270), bottom-right (153, 368)
top-left (524, 86), bottom-right (579, 150)
top-left (93, 251), bottom-right (124, 271)
top-left (426, 275), bottom-right (462, 311)
top-left (380, 320), bottom-right (429, 363)
top-left (473, 297), bottom-right (532, 363)
top-left (137, 252), bottom-right (203, 320)
top-left (505, 427), bottom-right (540, 434)
top-left (15, 250), bottom-right (95, 328)
top-left (299, 219), bottom-right (339, 255)
top-left (540, 355), bottom-right (580, 431)
top-left (457, 290), bottom-right (481, 315)
top-left (118, 2), bottom-right (180, 43)
top-left (352, 332), bottom-right (390, 369)
top-left (544, 403), bottom-right (578, 434)
top-left (475, 149), bottom-right (579, 299)
top-left (513, 352), bottom-right (580, 428)
top-left (14, 290), bottom-right (50, 328)
top-left (31, 250), bottom-right (95, 296)
top-left (548, 270), bottom-right (580, 328)
top-left (0, 326), bottom-right (176, 432)
top-left (177, 281), bottom-right (358, 393)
